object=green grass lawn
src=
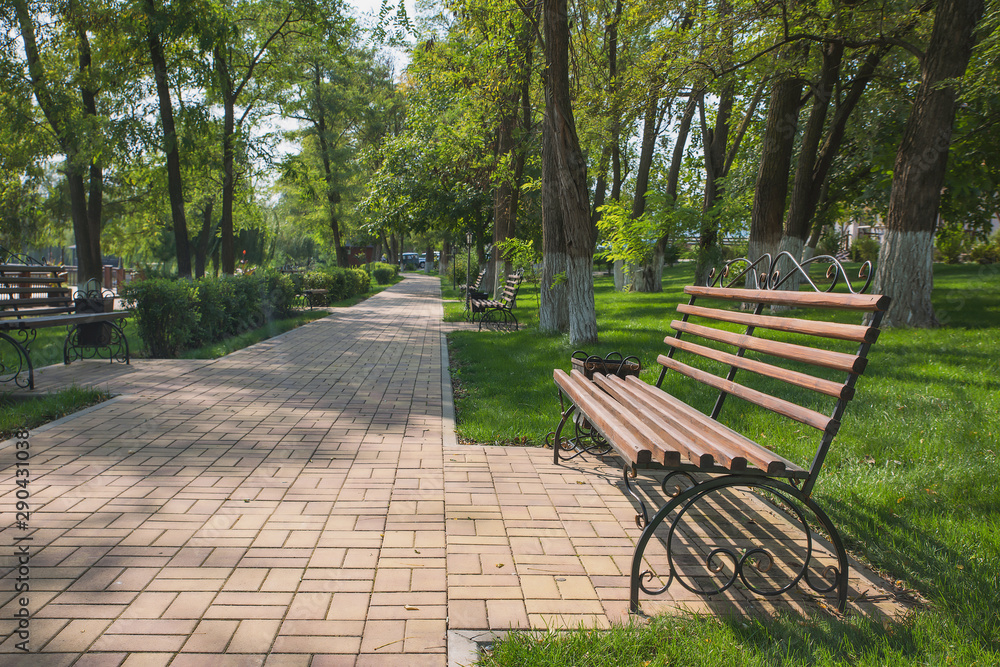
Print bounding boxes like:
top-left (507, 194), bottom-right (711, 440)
top-left (445, 262), bottom-right (1000, 665)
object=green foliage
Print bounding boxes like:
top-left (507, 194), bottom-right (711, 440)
top-left (121, 279), bottom-right (200, 358)
top-left (123, 271), bottom-right (300, 358)
top-left (849, 235), bottom-right (880, 263)
top-left (936, 226), bottom-right (969, 264)
top-left (596, 194), bottom-right (699, 285)
top-left (817, 225), bottom-right (843, 256)
top-left (369, 262), bottom-right (399, 284)
top-left (302, 266), bottom-right (371, 302)
top-left (969, 232), bottom-right (1000, 264)
top-left (344, 267), bottom-right (371, 296)
top-left (494, 237), bottom-right (540, 277)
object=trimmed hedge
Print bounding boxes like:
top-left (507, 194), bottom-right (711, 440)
top-left (302, 266), bottom-right (371, 303)
top-left (122, 270), bottom-right (296, 358)
top-left (368, 262), bottom-right (399, 285)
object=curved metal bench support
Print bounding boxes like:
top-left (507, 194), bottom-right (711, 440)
top-left (629, 474), bottom-right (849, 614)
top-left (64, 319), bottom-right (130, 366)
top-left (0, 330), bottom-right (36, 390)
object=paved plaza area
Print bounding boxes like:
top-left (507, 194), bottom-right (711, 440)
top-left (1, 274), bottom-right (906, 666)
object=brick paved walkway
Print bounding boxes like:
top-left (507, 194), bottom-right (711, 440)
top-left (1, 275), bottom-right (905, 666)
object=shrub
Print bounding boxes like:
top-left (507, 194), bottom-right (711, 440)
top-left (190, 277), bottom-right (231, 347)
top-left (969, 233), bottom-right (1000, 264)
top-left (816, 226), bottom-right (842, 257)
top-left (369, 262), bottom-right (398, 285)
top-left (259, 270), bottom-right (296, 320)
top-left (849, 236), bottom-right (880, 264)
top-left (220, 274), bottom-right (262, 333)
top-left (121, 278), bottom-right (199, 358)
top-left (345, 268), bottom-right (370, 296)
top-left (936, 227), bottom-right (969, 264)
top-left (125, 272), bottom-right (298, 357)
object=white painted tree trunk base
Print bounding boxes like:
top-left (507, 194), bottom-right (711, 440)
top-left (872, 229), bottom-right (937, 327)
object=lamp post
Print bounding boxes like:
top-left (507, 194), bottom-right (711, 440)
top-left (465, 231), bottom-right (473, 292)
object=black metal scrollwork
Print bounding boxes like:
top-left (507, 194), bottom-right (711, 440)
top-left (0, 330), bottom-right (36, 389)
top-left (708, 252), bottom-right (874, 295)
top-left (630, 475), bottom-right (848, 612)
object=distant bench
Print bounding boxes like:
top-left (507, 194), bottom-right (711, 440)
top-left (303, 288), bottom-right (329, 308)
top-left (470, 270), bottom-right (523, 332)
top-left (552, 254), bottom-right (889, 613)
top-left (0, 264), bottom-right (129, 389)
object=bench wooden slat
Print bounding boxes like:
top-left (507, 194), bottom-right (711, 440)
top-left (593, 374), bottom-right (720, 469)
top-left (616, 375), bottom-right (806, 476)
top-left (664, 335), bottom-right (851, 400)
top-left (685, 285), bottom-right (890, 311)
top-left (554, 369), bottom-right (652, 465)
top-left (1, 307), bottom-right (76, 318)
top-left (671, 320), bottom-right (865, 374)
top-left (677, 303), bottom-right (880, 343)
top-left (1, 296), bottom-right (73, 308)
top-left (0, 311), bottom-right (127, 330)
top-left (657, 353), bottom-right (834, 432)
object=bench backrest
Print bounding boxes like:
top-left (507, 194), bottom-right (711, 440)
top-left (498, 271), bottom-right (523, 307)
top-left (658, 256), bottom-right (889, 495)
top-left (0, 264), bottom-right (74, 318)
top-left (470, 268), bottom-right (486, 291)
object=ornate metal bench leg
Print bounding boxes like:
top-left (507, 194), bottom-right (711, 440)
top-left (64, 320), bottom-right (130, 365)
top-left (622, 463), bottom-right (649, 528)
top-left (629, 475), bottom-right (850, 614)
top-left (1, 330), bottom-right (35, 390)
top-left (551, 403), bottom-right (576, 464)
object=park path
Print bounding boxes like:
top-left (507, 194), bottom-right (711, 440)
top-left (0, 274), bottom-right (904, 666)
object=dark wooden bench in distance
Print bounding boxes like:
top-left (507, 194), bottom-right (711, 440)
top-left (470, 270), bottom-right (523, 332)
top-left (1, 263), bottom-right (129, 390)
top-left (551, 254), bottom-right (889, 613)
top-left (303, 288), bottom-right (329, 309)
top-left (462, 269), bottom-right (489, 321)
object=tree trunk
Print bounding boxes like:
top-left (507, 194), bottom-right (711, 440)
top-left (146, 0), bottom-right (191, 278)
top-left (215, 44), bottom-right (237, 275)
top-left (312, 65), bottom-right (349, 268)
top-left (544, 0), bottom-right (596, 344)
top-left (695, 81), bottom-right (734, 284)
top-left (440, 239), bottom-right (450, 279)
top-left (540, 83), bottom-right (569, 333)
top-left (630, 92), bottom-right (669, 292)
top-left (194, 200), bottom-right (215, 278)
top-left (873, 0), bottom-right (983, 327)
top-left (748, 75), bottom-right (802, 270)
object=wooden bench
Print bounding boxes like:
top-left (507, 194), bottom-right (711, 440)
top-left (551, 254), bottom-right (889, 613)
top-left (0, 263), bottom-right (129, 390)
top-left (470, 270), bottom-right (522, 331)
top-left (462, 269), bottom-right (490, 321)
top-left (303, 288), bottom-right (329, 309)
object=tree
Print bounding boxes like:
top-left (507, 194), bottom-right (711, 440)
top-left (872, 0), bottom-right (985, 327)
top-left (543, 0), bottom-right (597, 344)
top-left (204, 0), bottom-right (304, 274)
top-left (11, 0), bottom-right (112, 286)
top-left (141, 0), bottom-right (194, 277)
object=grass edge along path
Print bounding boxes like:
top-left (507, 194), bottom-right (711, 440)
top-left (442, 263), bottom-right (1000, 666)
top-left (0, 386), bottom-right (111, 440)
